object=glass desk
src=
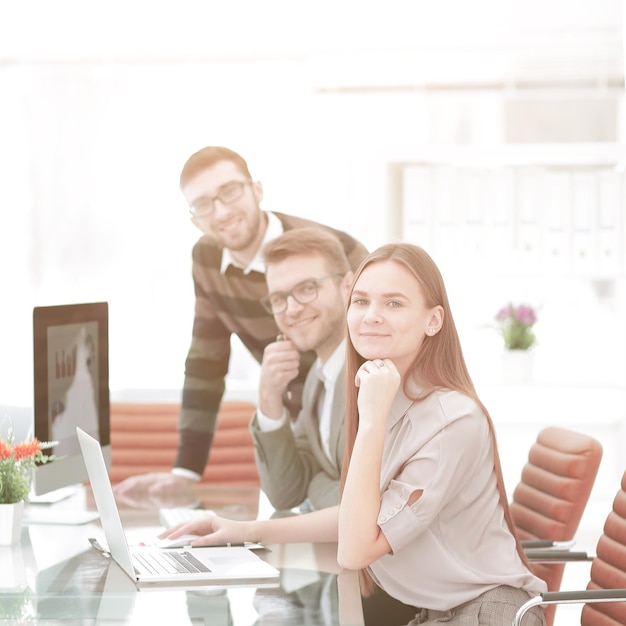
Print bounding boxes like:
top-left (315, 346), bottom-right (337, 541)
top-left (0, 485), bottom-right (364, 625)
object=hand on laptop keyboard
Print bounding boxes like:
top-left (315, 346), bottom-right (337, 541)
top-left (155, 534), bottom-right (202, 549)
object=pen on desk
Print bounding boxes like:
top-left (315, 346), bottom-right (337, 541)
top-left (276, 333), bottom-right (293, 401)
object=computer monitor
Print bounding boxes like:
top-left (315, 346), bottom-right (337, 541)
top-left (32, 302), bottom-right (110, 498)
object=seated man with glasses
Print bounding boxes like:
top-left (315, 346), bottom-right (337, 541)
top-left (253, 228), bottom-right (353, 512)
top-left (257, 232), bottom-right (420, 625)
top-left (113, 146), bottom-right (367, 498)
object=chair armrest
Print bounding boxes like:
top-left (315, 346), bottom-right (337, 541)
top-left (513, 589), bottom-right (626, 626)
top-left (523, 549), bottom-right (593, 562)
top-left (521, 539), bottom-right (575, 550)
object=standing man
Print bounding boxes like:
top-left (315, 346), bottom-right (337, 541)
top-left (252, 228), bottom-right (352, 511)
top-left (114, 146), bottom-right (367, 496)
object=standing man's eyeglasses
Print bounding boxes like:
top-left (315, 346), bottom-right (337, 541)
top-left (189, 180), bottom-right (254, 218)
top-left (260, 273), bottom-right (343, 315)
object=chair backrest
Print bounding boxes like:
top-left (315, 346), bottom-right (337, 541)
top-left (581, 469), bottom-right (626, 626)
top-left (510, 426), bottom-right (603, 626)
top-left (109, 400), bottom-right (259, 485)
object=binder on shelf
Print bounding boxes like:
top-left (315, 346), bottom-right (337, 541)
top-left (596, 170), bottom-right (622, 276)
top-left (515, 167), bottom-right (544, 272)
top-left (542, 171), bottom-right (571, 273)
top-left (484, 169), bottom-right (515, 272)
top-left (570, 171), bottom-right (597, 275)
top-left (458, 168), bottom-right (488, 269)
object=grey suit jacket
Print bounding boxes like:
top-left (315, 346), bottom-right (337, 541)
top-left (250, 362), bottom-right (346, 511)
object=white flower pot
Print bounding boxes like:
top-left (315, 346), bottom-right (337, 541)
top-left (0, 542), bottom-right (28, 591)
top-left (501, 349), bottom-right (535, 383)
top-left (0, 500), bottom-right (25, 545)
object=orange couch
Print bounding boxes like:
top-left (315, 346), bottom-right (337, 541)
top-left (109, 400), bottom-right (259, 486)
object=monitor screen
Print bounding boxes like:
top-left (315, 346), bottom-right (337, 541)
top-left (32, 302), bottom-right (110, 497)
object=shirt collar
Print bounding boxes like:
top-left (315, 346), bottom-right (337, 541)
top-left (387, 387), bottom-right (416, 429)
top-left (387, 378), bottom-right (429, 429)
top-left (220, 211), bottom-right (283, 275)
top-left (316, 339), bottom-right (346, 386)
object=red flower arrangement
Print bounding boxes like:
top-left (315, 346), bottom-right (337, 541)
top-left (0, 429), bottom-right (55, 504)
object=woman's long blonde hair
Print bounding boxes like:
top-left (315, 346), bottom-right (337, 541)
top-left (340, 243), bottom-right (527, 596)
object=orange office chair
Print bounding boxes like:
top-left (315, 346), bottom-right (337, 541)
top-left (109, 399), bottom-right (259, 486)
top-left (509, 427), bottom-right (603, 626)
top-left (513, 468), bottom-right (626, 626)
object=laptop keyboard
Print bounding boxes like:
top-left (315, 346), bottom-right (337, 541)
top-left (133, 550), bottom-right (211, 575)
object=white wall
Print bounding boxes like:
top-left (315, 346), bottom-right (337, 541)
top-left (0, 1), bottom-right (624, 405)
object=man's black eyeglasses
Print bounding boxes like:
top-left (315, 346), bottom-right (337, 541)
top-left (260, 273), bottom-right (343, 315)
top-left (189, 180), bottom-right (254, 218)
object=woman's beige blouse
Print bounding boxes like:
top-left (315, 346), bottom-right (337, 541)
top-left (368, 387), bottom-right (547, 611)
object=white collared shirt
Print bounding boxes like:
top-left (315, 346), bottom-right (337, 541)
top-left (315, 340), bottom-right (345, 460)
top-left (220, 211), bottom-right (283, 275)
top-left (257, 340), bottom-right (345, 462)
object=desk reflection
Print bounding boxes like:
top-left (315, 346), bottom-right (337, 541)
top-left (0, 486), bottom-right (364, 626)
top-left (114, 483), bottom-right (262, 525)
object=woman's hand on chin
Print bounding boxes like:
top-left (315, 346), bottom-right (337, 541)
top-left (355, 358), bottom-right (401, 428)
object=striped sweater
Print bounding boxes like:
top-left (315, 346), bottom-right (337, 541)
top-left (175, 211), bottom-right (369, 475)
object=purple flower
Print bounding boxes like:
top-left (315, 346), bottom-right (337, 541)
top-left (494, 302), bottom-right (538, 350)
top-left (515, 304), bottom-right (537, 325)
top-left (495, 305), bottom-right (513, 322)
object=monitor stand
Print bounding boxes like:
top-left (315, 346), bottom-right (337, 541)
top-left (28, 484), bottom-right (81, 504)
top-left (23, 506), bottom-right (100, 525)
top-left (24, 484), bottom-right (100, 525)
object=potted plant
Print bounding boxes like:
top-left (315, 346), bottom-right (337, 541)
top-left (495, 302), bottom-right (537, 351)
top-left (494, 302), bottom-right (538, 382)
top-left (0, 428), bottom-right (54, 545)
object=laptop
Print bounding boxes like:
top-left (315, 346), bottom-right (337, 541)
top-left (76, 427), bottom-right (280, 586)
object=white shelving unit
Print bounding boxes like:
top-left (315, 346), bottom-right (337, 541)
top-left (394, 144), bottom-right (626, 279)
